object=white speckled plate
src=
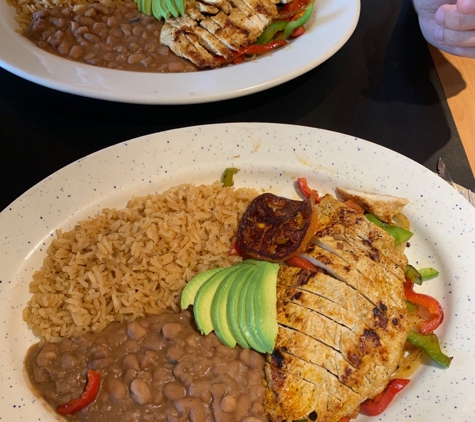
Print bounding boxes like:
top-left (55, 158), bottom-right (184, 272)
top-left (1, 123), bottom-right (475, 421)
top-left (0, 0), bottom-right (359, 104)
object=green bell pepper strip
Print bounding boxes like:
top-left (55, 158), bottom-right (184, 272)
top-left (220, 168), bottom-right (240, 187)
top-left (418, 267), bottom-right (440, 281)
top-left (405, 300), bottom-right (418, 313)
top-left (365, 214), bottom-right (413, 245)
top-left (257, 20), bottom-right (288, 44)
top-left (407, 330), bottom-right (452, 368)
top-left (283, 2), bottom-right (314, 39)
top-left (257, 2), bottom-right (313, 44)
top-left (405, 264), bottom-right (422, 285)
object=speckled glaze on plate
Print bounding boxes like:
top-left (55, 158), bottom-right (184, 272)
top-left (1, 123), bottom-right (475, 421)
top-left (0, 0), bottom-right (359, 104)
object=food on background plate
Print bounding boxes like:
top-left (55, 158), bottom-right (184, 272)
top-left (22, 174), bottom-right (451, 421)
top-left (8, 0), bottom-right (314, 72)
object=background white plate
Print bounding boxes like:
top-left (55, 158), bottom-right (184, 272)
top-left (1, 123), bottom-right (475, 421)
top-left (0, 0), bottom-right (359, 104)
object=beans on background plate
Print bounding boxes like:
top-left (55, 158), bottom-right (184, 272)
top-left (27, 3), bottom-right (198, 72)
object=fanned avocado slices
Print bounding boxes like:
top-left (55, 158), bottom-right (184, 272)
top-left (165, 0), bottom-right (180, 18)
top-left (193, 267), bottom-right (237, 335)
top-left (138, 0), bottom-right (185, 19)
top-left (141, 0), bottom-right (153, 16)
top-left (174, 0), bottom-right (186, 16)
top-left (227, 266), bottom-right (253, 349)
top-left (158, 0), bottom-right (171, 19)
top-left (188, 260), bottom-right (278, 354)
top-left (211, 265), bottom-right (250, 348)
top-left (181, 267), bottom-right (223, 310)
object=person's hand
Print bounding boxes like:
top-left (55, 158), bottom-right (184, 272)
top-left (413, 0), bottom-right (475, 58)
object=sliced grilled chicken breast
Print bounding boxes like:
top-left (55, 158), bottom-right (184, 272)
top-left (264, 193), bottom-right (410, 422)
top-left (160, 0), bottom-right (278, 67)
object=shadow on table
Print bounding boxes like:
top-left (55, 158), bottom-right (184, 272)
top-left (428, 47), bottom-right (467, 99)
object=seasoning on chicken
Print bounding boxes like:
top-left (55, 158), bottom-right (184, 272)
top-left (160, 0), bottom-right (279, 67)
top-left (336, 187), bottom-right (409, 224)
top-left (236, 192), bottom-right (319, 262)
top-left (263, 193), bottom-right (410, 422)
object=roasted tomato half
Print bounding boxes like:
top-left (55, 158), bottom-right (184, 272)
top-left (237, 192), bottom-right (318, 262)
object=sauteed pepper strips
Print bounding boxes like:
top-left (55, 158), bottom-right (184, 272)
top-left (405, 265), bottom-right (440, 285)
top-left (404, 279), bottom-right (444, 334)
top-left (257, 20), bottom-right (288, 44)
top-left (216, 40), bottom-right (288, 65)
top-left (257, 2), bottom-right (314, 44)
top-left (418, 267), bottom-right (440, 281)
top-left (359, 379), bottom-right (410, 416)
top-left (365, 214), bottom-right (413, 245)
top-left (407, 331), bottom-right (452, 368)
top-left (57, 370), bottom-right (101, 415)
top-left (405, 264), bottom-right (423, 285)
top-left (297, 177), bottom-right (321, 203)
top-left (221, 167), bottom-right (240, 187)
top-left (286, 256), bottom-right (318, 271)
top-left (283, 2), bottom-right (314, 39)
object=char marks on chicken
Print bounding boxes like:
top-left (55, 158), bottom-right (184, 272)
top-left (160, 0), bottom-right (278, 67)
top-left (263, 193), bottom-right (410, 422)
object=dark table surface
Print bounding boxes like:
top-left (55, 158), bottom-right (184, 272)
top-left (1, 0), bottom-right (474, 212)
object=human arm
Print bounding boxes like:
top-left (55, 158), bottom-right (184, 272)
top-left (413, 0), bottom-right (475, 58)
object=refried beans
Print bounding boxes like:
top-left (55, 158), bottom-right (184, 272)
top-left (26, 3), bottom-right (198, 72)
top-left (24, 311), bottom-right (268, 421)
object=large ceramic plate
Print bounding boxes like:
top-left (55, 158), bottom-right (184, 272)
top-left (1, 123), bottom-right (475, 421)
top-left (0, 0), bottom-right (359, 104)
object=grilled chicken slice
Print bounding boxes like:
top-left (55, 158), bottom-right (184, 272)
top-left (169, 16), bottom-right (234, 59)
top-left (160, 22), bottom-right (218, 68)
top-left (336, 187), bottom-right (409, 224)
top-left (209, 11), bottom-right (252, 46)
top-left (315, 194), bottom-right (408, 269)
top-left (160, 0), bottom-right (278, 67)
top-left (264, 193), bottom-right (410, 422)
top-left (228, 0), bottom-right (267, 31)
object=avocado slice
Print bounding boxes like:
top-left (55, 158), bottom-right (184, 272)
top-left (181, 267), bottom-right (224, 310)
top-left (165, 0), bottom-right (180, 18)
top-left (245, 266), bottom-right (273, 353)
top-left (252, 262), bottom-right (279, 351)
top-left (155, 0), bottom-right (170, 20)
top-left (173, 0), bottom-right (185, 16)
top-left (211, 265), bottom-right (250, 348)
top-left (141, 0), bottom-right (153, 15)
top-left (193, 266), bottom-right (238, 336)
top-left (239, 267), bottom-right (268, 353)
top-left (227, 265), bottom-right (255, 349)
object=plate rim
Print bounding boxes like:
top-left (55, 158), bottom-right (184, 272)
top-left (1, 122), bottom-right (475, 421)
top-left (0, 0), bottom-right (360, 104)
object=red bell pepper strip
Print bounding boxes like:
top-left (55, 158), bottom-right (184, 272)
top-left (278, 0), bottom-right (310, 19)
top-left (404, 279), bottom-right (444, 334)
top-left (297, 177), bottom-right (320, 203)
top-left (360, 378), bottom-right (410, 416)
top-left (216, 40), bottom-right (288, 65)
top-left (57, 370), bottom-right (101, 415)
top-left (229, 241), bottom-right (241, 256)
top-left (338, 417), bottom-right (351, 422)
top-left (291, 26), bottom-right (306, 38)
top-left (286, 256), bottom-right (318, 271)
top-left (343, 199), bottom-right (364, 214)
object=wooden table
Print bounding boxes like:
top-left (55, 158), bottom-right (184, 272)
top-left (432, 47), bottom-right (475, 178)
